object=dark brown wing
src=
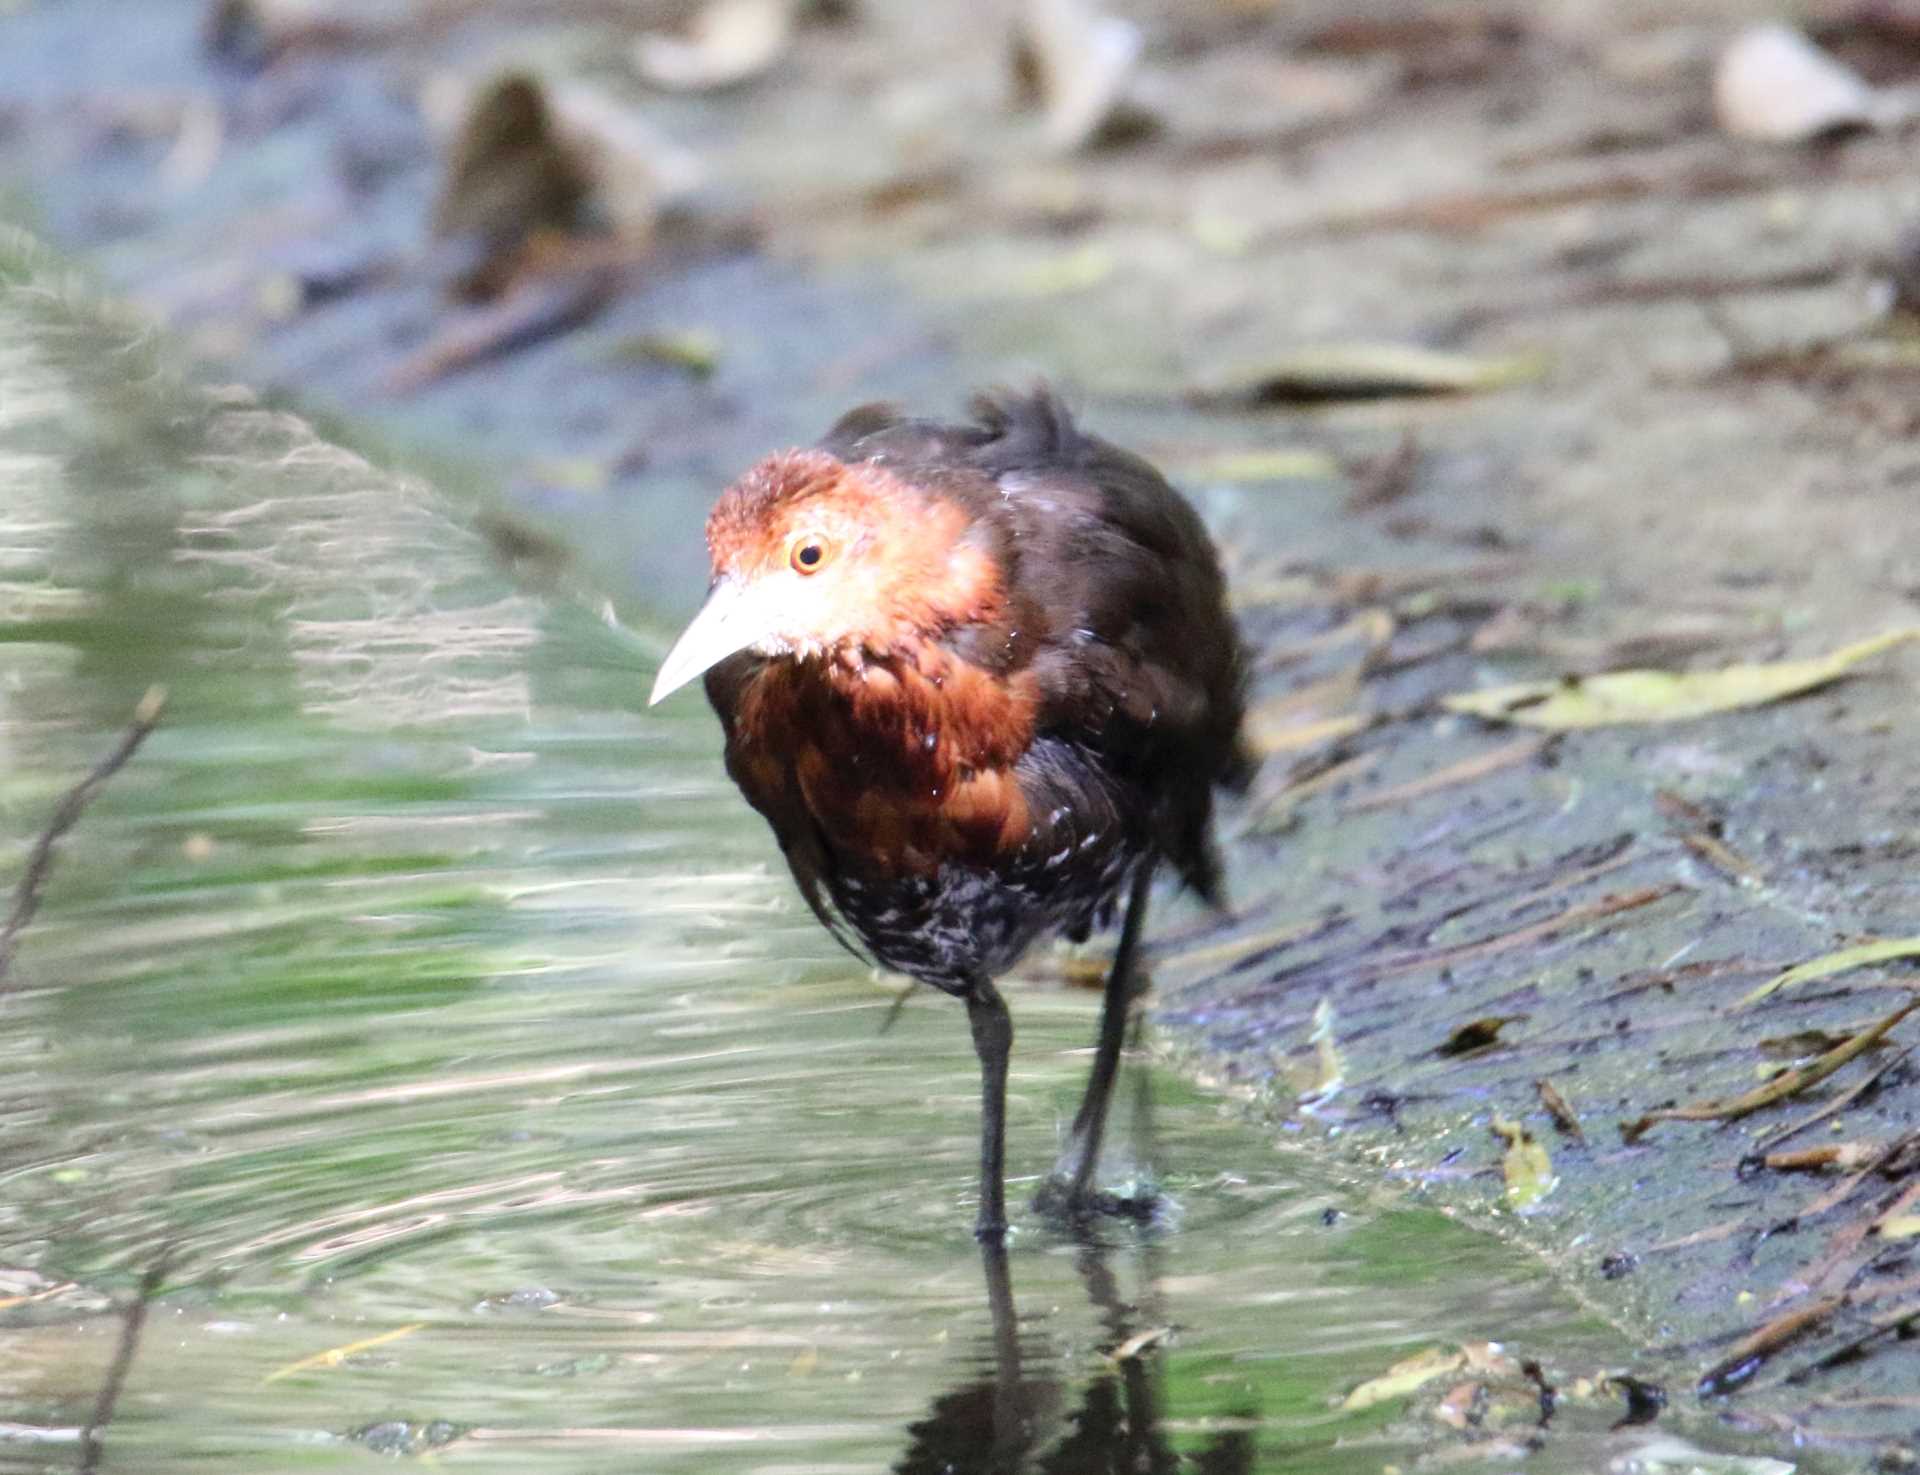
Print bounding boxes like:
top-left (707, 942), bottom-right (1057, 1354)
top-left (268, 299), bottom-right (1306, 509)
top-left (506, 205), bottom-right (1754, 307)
top-left (817, 387), bottom-right (1251, 903)
top-left (964, 388), bottom-right (1251, 902)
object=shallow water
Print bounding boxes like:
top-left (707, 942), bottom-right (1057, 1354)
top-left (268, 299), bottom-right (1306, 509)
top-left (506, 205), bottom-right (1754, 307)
top-left (0, 234), bottom-right (1772, 1475)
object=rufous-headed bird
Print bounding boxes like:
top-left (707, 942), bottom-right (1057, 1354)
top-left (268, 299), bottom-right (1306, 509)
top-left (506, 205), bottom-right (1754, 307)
top-left (650, 388), bottom-right (1249, 1239)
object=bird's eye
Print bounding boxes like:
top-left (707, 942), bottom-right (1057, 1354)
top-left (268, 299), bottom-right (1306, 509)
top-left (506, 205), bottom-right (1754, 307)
top-left (789, 536), bottom-right (832, 574)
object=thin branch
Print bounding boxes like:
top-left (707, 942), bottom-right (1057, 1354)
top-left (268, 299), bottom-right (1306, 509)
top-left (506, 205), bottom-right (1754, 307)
top-left (78, 1247), bottom-right (173, 1475)
top-left (0, 686), bottom-right (167, 991)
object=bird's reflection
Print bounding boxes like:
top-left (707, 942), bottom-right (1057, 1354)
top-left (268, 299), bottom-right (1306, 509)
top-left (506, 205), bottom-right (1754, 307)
top-left (895, 1047), bottom-right (1257, 1475)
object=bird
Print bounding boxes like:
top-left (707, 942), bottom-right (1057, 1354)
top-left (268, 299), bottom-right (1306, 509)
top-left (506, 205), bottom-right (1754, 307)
top-left (649, 387), bottom-right (1250, 1239)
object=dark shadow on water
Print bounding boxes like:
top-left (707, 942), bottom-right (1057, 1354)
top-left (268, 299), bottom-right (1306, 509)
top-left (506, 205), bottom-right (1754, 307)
top-left (896, 1050), bottom-right (1258, 1475)
top-left (894, 1237), bottom-right (1258, 1475)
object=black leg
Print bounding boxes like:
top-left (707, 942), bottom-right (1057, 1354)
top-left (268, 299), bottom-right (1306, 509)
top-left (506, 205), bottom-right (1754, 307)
top-left (967, 974), bottom-right (1014, 1241)
top-left (1040, 859), bottom-right (1155, 1217)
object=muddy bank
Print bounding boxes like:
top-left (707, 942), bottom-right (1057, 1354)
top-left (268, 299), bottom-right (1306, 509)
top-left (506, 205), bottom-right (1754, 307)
top-left (3, 0), bottom-right (1919, 1462)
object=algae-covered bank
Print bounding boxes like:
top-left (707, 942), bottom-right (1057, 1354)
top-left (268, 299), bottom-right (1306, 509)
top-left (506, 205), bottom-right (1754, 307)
top-left (3, 0), bottom-right (1919, 1469)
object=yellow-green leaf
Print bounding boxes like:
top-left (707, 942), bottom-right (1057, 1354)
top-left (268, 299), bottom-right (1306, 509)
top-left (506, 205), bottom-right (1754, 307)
top-left (1183, 449), bottom-right (1340, 483)
top-left (1739, 935), bottom-right (1920, 1008)
top-left (1491, 1116), bottom-right (1557, 1211)
top-left (1341, 1346), bottom-right (1466, 1410)
top-left (1443, 628), bottom-right (1920, 729)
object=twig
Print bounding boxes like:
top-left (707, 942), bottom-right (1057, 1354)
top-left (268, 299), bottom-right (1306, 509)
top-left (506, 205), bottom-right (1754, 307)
top-left (0, 687), bottom-right (166, 991)
top-left (1747, 1045), bottom-right (1913, 1156)
top-left (78, 1248), bottom-right (173, 1475)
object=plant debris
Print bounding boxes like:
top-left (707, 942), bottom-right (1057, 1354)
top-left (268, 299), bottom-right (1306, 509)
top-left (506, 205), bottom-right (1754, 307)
top-left (1713, 24), bottom-right (1885, 144)
top-left (1292, 996), bottom-right (1346, 1108)
top-left (429, 72), bottom-right (594, 302)
top-left (1011, 0), bottom-right (1145, 153)
top-left (1491, 1115), bottom-right (1557, 1211)
top-left (1445, 628), bottom-right (1920, 729)
top-left (1192, 344), bottom-right (1546, 405)
top-left (1739, 935), bottom-right (1920, 1009)
top-left (265, 1322), bottom-right (426, 1384)
top-left (1345, 735), bottom-right (1549, 813)
top-left (1622, 999), bottom-right (1918, 1143)
top-left (1341, 1345), bottom-right (1466, 1411)
top-left (1698, 1294), bottom-right (1849, 1397)
top-left (634, 0), bottom-right (794, 92)
top-left (1438, 1014), bottom-right (1526, 1057)
top-left (1535, 1078), bottom-right (1584, 1142)
top-left (0, 686), bottom-right (167, 991)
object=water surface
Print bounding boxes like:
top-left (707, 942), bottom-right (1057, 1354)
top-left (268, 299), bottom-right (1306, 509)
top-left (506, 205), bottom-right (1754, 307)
top-left (0, 233), bottom-right (1756, 1474)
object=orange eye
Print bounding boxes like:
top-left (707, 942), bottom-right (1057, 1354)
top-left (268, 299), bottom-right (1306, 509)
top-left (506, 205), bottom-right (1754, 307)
top-left (789, 536), bottom-right (832, 574)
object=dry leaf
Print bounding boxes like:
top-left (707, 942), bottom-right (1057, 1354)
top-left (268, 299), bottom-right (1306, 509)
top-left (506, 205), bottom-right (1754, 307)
top-left (1443, 628), bottom-right (1920, 729)
top-left (1294, 996), bottom-right (1345, 1107)
top-left (1739, 935), bottom-right (1920, 1009)
top-left (1013, 0), bottom-right (1143, 152)
top-left (422, 73), bottom-right (703, 254)
top-left (1535, 1077), bottom-right (1585, 1142)
top-left (1193, 344), bottom-right (1545, 405)
top-left (1107, 1325), bottom-right (1174, 1362)
top-left (1342, 1345), bottom-right (1465, 1410)
top-left (1438, 1015), bottom-right (1526, 1057)
top-left (1491, 1115), bottom-right (1557, 1211)
top-left (635, 0), bottom-right (793, 91)
top-left (1714, 24), bottom-right (1881, 143)
top-left (1623, 1000), bottom-right (1918, 1141)
top-left (1760, 1142), bottom-right (1879, 1173)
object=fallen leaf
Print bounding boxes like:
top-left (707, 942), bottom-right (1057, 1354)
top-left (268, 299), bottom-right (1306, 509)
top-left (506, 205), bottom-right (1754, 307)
top-left (601, 328), bottom-right (722, 377)
top-left (1880, 1215), bottom-right (1920, 1240)
top-left (1535, 1077), bottom-right (1585, 1142)
top-left (1438, 1015), bottom-right (1526, 1057)
top-left (1293, 996), bottom-right (1345, 1107)
top-left (1759, 1141), bottom-right (1880, 1173)
top-left (1739, 935), bottom-right (1920, 1008)
top-left (1714, 24), bottom-right (1882, 143)
top-left (1341, 1345), bottom-right (1465, 1411)
top-left (1194, 344), bottom-right (1545, 405)
top-left (635, 0), bottom-right (793, 91)
top-left (429, 72), bottom-right (594, 301)
top-left (1107, 1325), bottom-right (1174, 1362)
top-left (1013, 0), bottom-right (1144, 152)
top-left (265, 1323), bottom-right (425, 1383)
top-left (1491, 1115), bottom-right (1557, 1211)
top-left (1623, 999), bottom-right (1918, 1141)
top-left (1444, 628), bottom-right (1920, 729)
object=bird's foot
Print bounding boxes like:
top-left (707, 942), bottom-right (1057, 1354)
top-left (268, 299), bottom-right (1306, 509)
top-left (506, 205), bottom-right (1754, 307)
top-left (1030, 1174), bottom-right (1161, 1230)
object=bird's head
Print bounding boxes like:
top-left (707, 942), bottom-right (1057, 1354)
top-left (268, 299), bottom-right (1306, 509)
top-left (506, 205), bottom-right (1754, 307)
top-left (648, 450), bottom-right (1001, 704)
